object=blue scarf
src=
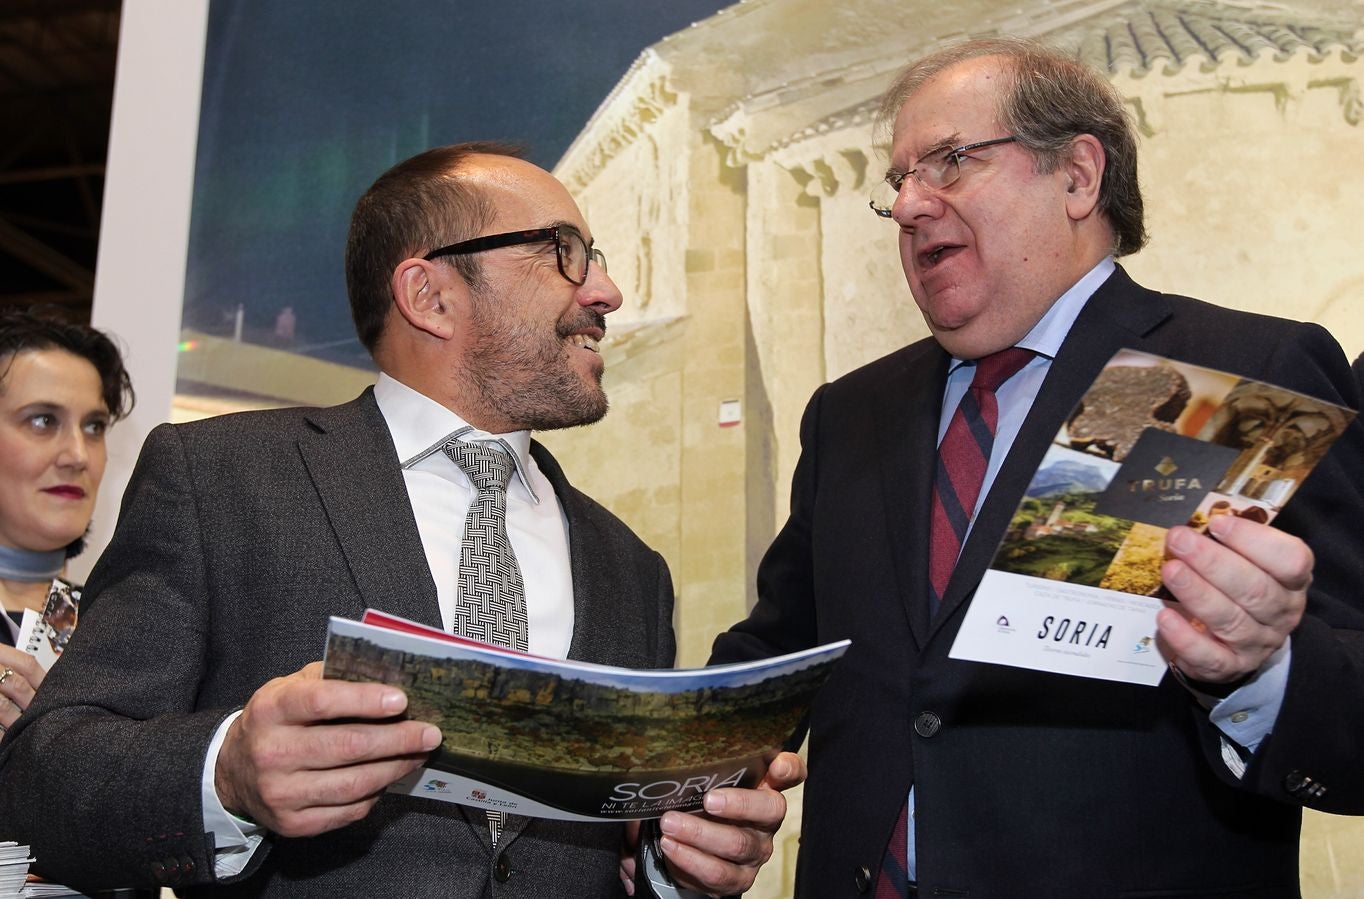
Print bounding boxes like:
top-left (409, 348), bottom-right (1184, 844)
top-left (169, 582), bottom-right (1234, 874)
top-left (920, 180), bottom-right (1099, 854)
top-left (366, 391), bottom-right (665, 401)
top-left (0, 543), bottom-right (64, 583)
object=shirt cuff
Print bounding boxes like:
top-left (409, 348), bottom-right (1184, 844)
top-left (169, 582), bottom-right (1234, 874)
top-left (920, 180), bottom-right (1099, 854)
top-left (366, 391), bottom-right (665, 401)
top-left (1206, 637), bottom-right (1290, 757)
top-left (201, 709), bottom-right (267, 878)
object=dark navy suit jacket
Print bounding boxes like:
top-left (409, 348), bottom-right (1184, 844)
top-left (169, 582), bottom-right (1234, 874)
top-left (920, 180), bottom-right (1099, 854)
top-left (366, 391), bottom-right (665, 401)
top-left (713, 267), bottom-right (1364, 898)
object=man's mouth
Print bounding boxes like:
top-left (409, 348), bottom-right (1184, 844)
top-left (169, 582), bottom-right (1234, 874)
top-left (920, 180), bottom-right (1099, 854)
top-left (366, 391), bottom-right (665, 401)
top-left (568, 333), bottom-right (600, 353)
top-left (919, 243), bottom-right (960, 269)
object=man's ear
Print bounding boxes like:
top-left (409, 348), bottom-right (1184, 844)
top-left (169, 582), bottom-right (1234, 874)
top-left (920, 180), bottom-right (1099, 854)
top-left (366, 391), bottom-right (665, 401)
top-left (391, 258), bottom-right (461, 340)
top-left (1062, 133), bottom-right (1104, 221)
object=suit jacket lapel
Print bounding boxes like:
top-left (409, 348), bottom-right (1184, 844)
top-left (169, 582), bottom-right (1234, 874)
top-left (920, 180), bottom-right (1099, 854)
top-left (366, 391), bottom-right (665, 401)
top-left (297, 388), bottom-right (442, 628)
top-left (930, 267), bottom-right (1174, 637)
top-left (527, 441), bottom-right (623, 667)
top-left (873, 341), bottom-right (952, 648)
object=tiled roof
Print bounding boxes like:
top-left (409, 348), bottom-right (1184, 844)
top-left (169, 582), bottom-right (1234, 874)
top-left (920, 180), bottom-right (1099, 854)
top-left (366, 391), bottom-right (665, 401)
top-left (1079, 5), bottom-right (1363, 75)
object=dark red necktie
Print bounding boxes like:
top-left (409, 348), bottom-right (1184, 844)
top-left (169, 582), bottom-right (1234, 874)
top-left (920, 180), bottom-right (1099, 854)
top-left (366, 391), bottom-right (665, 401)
top-left (875, 346), bottom-right (1033, 899)
top-left (928, 347), bottom-right (1035, 608)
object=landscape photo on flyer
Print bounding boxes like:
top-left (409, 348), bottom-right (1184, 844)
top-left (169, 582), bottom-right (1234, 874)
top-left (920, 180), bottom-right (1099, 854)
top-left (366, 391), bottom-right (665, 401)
top-left (323, 615), bottom-right (848, 819)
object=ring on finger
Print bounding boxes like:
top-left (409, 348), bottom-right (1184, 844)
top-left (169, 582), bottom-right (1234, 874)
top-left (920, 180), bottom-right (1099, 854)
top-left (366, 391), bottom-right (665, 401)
top-left (0, 667), bottom-right (12, 687)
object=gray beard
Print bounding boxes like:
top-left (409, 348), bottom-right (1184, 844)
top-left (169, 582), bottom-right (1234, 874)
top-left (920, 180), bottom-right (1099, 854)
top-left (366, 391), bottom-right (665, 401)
top-left (462, 301), bottom-right (609, 432)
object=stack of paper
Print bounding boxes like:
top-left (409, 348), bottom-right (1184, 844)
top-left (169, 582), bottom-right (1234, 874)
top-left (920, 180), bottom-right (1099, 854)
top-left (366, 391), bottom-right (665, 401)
top-left (19, 883), bottom-right (82, 898)
top-left (0, 842), bottom-right (34, 899)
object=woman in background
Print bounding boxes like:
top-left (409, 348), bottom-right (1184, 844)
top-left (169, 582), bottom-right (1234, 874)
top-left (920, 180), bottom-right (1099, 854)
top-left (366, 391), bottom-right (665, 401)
top-left (0, 308), bottom-right (133, 740)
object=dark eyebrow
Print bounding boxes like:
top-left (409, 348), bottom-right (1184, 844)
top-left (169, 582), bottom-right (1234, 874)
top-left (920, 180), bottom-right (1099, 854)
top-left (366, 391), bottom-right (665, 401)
top-left (17, 401), bottom-right (63, 415)
top-left (913, 135), bottom-right (965, 166)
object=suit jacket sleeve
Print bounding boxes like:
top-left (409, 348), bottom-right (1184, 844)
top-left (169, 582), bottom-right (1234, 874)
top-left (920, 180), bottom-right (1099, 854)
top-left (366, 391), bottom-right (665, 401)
top-left (710, 384), bottom-right (827, 667)
top-left (0, 423), bottom-right (232, 890)
top-left (1215, 321), bottom-right (1364, 814)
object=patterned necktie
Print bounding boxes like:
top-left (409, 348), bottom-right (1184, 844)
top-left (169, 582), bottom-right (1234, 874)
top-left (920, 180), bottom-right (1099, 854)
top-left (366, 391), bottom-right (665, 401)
top-left (442, 439), bottom-right (529, 847)
top-left (928, 346), bottom-right (1035, 609)
top-left (443, 440), bottom-right (529, 652)
top-left (875, 346), bottom-right (1033, 899)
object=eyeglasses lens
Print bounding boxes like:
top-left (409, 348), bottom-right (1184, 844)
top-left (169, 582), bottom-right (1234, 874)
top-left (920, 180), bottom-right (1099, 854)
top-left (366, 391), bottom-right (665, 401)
top-left (557, 231), bottom-right (588, 285)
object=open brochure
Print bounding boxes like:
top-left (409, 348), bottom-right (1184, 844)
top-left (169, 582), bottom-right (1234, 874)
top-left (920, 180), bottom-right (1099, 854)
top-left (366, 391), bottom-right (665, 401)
top-left (950, 349), bottom-right (1355, 686)
top-left (14, 580), bottom-right (80, 673)
top-left (323, 610), bottom-right (849, 821)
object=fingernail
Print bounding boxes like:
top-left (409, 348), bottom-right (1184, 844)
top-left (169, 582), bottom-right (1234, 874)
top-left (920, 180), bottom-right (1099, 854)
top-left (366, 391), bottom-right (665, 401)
top-left (421, 725), bottom-right (442, 750)
top-left (1207, 515), bottom-right (1232, 539)
top-left (704, 791), bottom-right (727, 815)
top-left (1167, 527), bottom-right (1194, 555)
top-left (660, 835), bottom-right (678, 854)
top-left (772, 757), bottom-right (790, 779)
top-left (382, 689), bottom-right (407, 714)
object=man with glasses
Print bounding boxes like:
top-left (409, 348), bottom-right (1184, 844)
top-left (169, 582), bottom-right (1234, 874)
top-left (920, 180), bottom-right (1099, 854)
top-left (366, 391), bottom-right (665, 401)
top-left (0, 143), bottom-right (801, 897)
top-left (712, 38), bottom-right (1364, 897)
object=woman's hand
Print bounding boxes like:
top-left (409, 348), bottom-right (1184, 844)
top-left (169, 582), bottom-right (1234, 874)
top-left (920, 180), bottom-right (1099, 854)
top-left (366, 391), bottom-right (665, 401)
top-left (0, 644), bottom-right (45, 741)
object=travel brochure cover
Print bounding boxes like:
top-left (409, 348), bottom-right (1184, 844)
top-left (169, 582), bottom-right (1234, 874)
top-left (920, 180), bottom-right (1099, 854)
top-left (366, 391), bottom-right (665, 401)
top-left (951, 349), bottom-right (1355, 685)
top-left (322, 611), bottom-right (848, 821)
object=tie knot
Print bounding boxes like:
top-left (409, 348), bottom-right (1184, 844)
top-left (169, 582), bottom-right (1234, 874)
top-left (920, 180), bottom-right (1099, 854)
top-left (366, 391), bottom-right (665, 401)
top-left (443, 440), bottom-right (515, 492)
top-left (969, 347), bottom-right (1034, 393)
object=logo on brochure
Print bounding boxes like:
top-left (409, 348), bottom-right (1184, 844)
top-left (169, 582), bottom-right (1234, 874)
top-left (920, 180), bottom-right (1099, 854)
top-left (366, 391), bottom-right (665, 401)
top-left (470, 789), bottom-right (487, 801)
top-left (1094, 429), bottom-right (1239, 528)
top-left (994, 615), bottom-right (1015, 634)
top-left (422, 779), bottom-right (452, 794)
top-left (1132, 636), bottom-right (1153, 654)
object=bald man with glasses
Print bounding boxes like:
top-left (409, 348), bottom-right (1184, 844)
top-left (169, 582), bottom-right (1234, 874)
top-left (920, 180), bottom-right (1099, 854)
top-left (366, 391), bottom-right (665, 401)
top-left (0, 143), bottom-right (802, 898)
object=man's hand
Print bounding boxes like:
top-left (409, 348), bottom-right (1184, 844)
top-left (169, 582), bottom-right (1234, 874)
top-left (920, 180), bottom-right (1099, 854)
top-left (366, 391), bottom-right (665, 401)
top-left (214, 662), bottom-right (441, 837)
top-left (0, 645), bottom-right (45, 741)
top-left (1157, 515), bottom-right (1311, 684)
top-left (649, 750), bottom-right (807, 897)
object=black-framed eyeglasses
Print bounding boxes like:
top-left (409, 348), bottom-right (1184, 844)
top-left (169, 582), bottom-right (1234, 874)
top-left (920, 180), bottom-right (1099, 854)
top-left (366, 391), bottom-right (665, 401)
top-left (869, 136), bottom-right (1017, 218)
top-left (423, 226), bottom-right (606, 286)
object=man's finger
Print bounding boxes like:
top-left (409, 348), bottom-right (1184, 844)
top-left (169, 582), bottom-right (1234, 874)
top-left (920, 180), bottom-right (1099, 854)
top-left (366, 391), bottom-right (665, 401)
top-left (658, 829), bottom-right (767, 896)
top-left (262, 676), bottom-right (411, 727)
top-left (255, 747), bottom-right (433, 812)
top-left (1204, 516), bottom-right (1313, 592)
top-left (1165, 525), bottom-right (1307, 630)
top-left (758, 751), bottom-right (807, 792)
top-left (239, 717), bottom-right (442, 779)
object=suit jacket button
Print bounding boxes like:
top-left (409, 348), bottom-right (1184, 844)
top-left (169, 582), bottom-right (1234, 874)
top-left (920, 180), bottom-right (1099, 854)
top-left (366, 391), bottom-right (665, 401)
top-left (1284, 769), bottom-right (1327, 802)
top-left (493, 851), bottom-right (512, 883)
top-left (854, 864), bottom-right (872, 892)
top-left (914, 711), bottom-right (942, 738)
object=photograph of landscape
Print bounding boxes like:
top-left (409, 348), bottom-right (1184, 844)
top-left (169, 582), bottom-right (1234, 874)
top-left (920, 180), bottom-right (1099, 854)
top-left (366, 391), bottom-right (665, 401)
top-left (992, 444), bottom-right (1132, 587)
top-left (322, 621), bottom-right (844, 818)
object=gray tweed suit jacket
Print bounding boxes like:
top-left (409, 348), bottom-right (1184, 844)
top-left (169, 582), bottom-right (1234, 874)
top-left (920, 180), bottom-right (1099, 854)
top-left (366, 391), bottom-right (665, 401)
top-left (0, 388), bottom-right (675, 898)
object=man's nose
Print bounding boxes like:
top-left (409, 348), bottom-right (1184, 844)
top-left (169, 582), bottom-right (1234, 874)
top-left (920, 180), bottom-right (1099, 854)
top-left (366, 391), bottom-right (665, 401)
top-left (577, 259), bottom-right (623, 315)
top-left (891, 176), bottom-right (944, 225)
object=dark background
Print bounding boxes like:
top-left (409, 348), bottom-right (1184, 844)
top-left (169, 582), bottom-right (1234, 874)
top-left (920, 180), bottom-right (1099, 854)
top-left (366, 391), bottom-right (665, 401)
top-left (182, 0), bottom-right (733, 367)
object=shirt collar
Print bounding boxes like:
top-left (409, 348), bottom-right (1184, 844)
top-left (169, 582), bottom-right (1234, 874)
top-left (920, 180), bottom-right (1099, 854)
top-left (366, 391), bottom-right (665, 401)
top-left (948, 255), bottom-right (1115, 374)
top-left (372, 373), bottom-right (540, 503)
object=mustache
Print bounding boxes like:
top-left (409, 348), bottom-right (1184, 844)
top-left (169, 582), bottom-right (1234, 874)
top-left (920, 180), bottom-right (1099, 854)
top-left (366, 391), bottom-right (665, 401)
top-left (557, 310), bottom-right (606, 339)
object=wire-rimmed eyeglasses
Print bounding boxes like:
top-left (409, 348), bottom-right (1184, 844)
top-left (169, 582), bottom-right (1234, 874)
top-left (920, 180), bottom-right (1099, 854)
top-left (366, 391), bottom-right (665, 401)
top-left (424, 226), bottom-right (606, 286)
top-left (868, 136), bottom-right (1017, 218)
